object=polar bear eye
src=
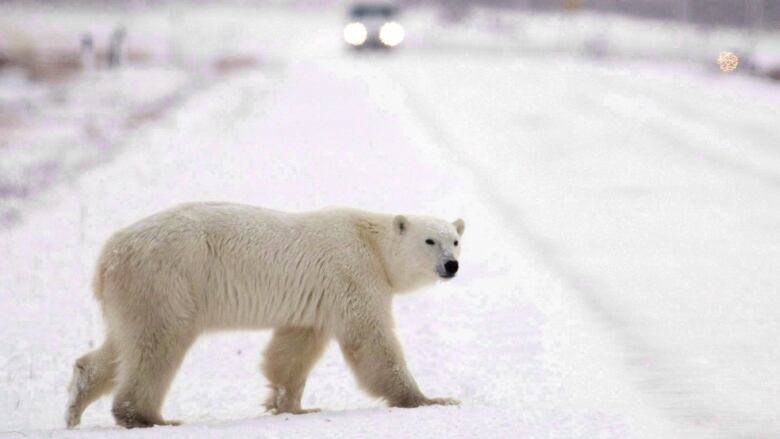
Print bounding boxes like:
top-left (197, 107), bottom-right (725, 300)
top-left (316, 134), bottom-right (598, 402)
top-left (425, 239), bottom-right (435, 246)
top-left (454, 240), bottom-right (458, 247)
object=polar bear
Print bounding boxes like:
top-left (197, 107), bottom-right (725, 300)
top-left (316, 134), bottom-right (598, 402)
top-left (65, 203), bottom-right (464, 428)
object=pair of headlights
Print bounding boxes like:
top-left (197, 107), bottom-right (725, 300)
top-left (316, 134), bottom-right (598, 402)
top-left (344, 21), bottom-right (405, 47)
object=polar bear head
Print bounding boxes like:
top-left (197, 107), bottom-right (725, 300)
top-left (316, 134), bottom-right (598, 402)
top-left (386, 214), bottom-right (464, 292)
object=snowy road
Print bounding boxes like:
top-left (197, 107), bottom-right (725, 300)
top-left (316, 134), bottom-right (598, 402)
top-left (378, 51), bottom-right (780, 437)
top-left (1, 54), bottom-right (667, 438)
top-left (1, 6), bottom-right (779, 439)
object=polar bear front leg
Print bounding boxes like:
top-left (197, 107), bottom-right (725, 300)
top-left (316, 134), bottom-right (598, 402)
top-left (338, 319), bottom-right (459, 408)
top-left (262, 327), bottom-right (329, 414)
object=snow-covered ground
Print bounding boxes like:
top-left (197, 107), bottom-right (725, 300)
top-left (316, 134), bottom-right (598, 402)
top-left (1, 4), bottom-right (778, 438)
top-left (383, 51), bottom-right (780, 438)
top-left (0, 67), bottom-right (195, 226)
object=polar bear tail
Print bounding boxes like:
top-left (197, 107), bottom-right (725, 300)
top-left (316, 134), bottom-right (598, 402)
top-left (92, 262), bottom-right (106, 302)
top-left (91, 238), bottom-right (118, 303)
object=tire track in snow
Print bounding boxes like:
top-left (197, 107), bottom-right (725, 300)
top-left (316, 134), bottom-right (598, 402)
top-left (572, 66), bottom-right (780, 187)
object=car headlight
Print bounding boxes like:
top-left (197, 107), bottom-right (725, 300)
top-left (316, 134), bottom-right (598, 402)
top-left (379, 21), bottom-right (404, 47)
top-left (344, 22), bottom-right (368, 46)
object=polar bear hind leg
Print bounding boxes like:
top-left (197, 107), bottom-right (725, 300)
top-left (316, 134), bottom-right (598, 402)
top-left (66, 339), bottom-right (118, 428)
top-left (111, 325), bottom-right (196, 428)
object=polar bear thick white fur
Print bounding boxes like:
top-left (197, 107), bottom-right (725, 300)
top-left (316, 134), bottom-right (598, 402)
top-left (65, 202), bottom-right (464, 428)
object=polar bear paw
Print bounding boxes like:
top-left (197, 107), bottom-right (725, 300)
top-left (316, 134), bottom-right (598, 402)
top-left (393, 394), bottom-right (461, 408)
top-left (422, 397), bottom-right (461, 406)
top-left (264, 386), bottom-right (320, 415)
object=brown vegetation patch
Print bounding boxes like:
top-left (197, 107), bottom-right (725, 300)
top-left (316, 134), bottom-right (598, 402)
top-left (1, 50), bottom-right (82, 83)
top-left (212, 54), bottom-right (260, 74)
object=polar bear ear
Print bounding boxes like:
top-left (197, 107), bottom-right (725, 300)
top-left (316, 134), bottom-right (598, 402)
top-left (453, 218), bottom-right (465, 236)
top-left (393, 215), bottom-right (408, 235)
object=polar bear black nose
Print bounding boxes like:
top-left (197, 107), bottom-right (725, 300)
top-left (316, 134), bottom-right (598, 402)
top-left (444, 260), bottom-right (459, 275)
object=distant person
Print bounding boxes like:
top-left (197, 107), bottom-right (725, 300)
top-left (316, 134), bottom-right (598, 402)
top-left (80, 33), bottom-right (96, 71)
top-left (108, 27), bottom-right (126, 69)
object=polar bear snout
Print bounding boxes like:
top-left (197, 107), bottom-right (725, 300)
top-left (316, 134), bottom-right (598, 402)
top-left (445, 260), bottom-right (459, 275)
top-left (439, 260), bottom-right (459, 279)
